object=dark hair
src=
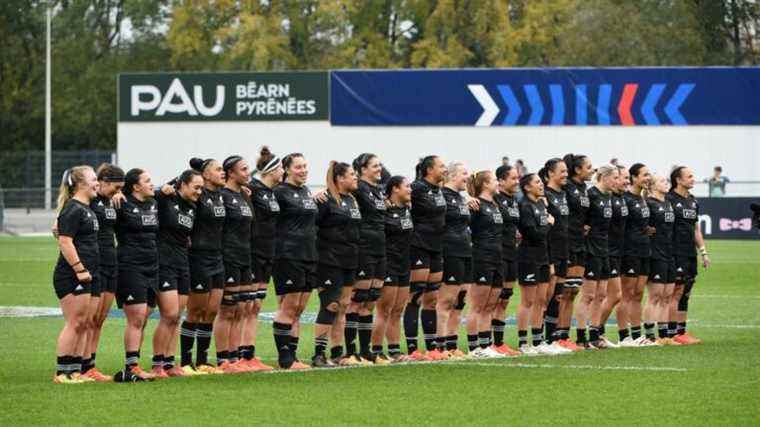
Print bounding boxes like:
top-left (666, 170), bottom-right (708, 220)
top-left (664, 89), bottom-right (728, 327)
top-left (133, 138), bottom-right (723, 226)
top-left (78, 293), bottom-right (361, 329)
top-left (222, 155), bottom-right (243, 173)
top-left (563, 153), bottom-right (588, 178)
top-left (714, 166), bottom-right (722, 172)
top-left (519, 173), bottom-right (538, 194)
top-left (123, 168), bottom-right (145, 195)
top-left (282, 152), bottom-right (304, 182)
top-left (326, 161), bottom-right (353, 203)
top-left (352, 153), bottom-right (377, 178)
top-left (384, 175), bottom-right (407, 199)
top-left (538, 158), bottom-right (564, 184)
top-left (495, 164), bottom-right (514, 181)
top-left (670, 166), bottom-right (687, 191)
top-left (256, 146), bottom-right (274, 171)
top-left (415, 155), bottom-right (438, 180)
top-left (176, 169), bottom-right (201, 189)
top-left (189, 157), bottom-right (215, 173)
top-left (96, 163), bottom-right (125, 182)
top-left (629, 162), bottom-right (646, 184)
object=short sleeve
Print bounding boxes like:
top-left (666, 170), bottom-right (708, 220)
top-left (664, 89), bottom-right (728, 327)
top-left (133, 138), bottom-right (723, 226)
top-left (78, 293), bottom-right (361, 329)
top-left (57, 203), bottom-right (82, 238)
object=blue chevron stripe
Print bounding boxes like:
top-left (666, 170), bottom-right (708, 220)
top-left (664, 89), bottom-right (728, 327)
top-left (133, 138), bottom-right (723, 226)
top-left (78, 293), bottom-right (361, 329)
top-left (497, 85), bottom-right (522, 125)
top-left (550, 85), bottom-right (564, 125)
top-left (641, 84), bottom-right (666, 125)
top-left (523, 85), bottom-right (544, 125)
top-left (575, 85), bottom-right (588, 125)
top-left (665, 83), bottom-right (695, 125)
top-left (597, 84), bottom-right (611, 125)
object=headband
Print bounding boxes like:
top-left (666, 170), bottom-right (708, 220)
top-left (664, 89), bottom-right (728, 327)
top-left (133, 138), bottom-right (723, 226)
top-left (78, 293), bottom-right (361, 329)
top-left (223, 156), bottom-right (243, 172)
top-left (260, 156), bottom-right (281, 175)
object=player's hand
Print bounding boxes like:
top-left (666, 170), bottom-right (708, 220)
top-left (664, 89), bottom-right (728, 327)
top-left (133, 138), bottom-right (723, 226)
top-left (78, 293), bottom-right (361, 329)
top-left (112, 191), bottom-right (126, 209)
top-left (468, 197), bottom-right (481, 211)
top-left (547, 214), bottom-right (555, 225)
top-left (161, 184), bottom-right (175, 196)
top-left (583, 225), bottom-right (591, 236)
top-left (313, 189), bottom-right (328, 203)
top-left (702, 254), bottom-right (711, 269)
top-left (76, 270), bottom-right (92, 284)
top-left (645, 226), bottom-right (656, 236)
top-left (241, 186), bottom-right (252, 197)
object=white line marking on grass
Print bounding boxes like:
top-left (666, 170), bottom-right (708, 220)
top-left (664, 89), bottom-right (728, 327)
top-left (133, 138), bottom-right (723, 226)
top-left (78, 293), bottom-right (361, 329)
top-left (0, 306), bottom-right (61, 317)
top-left (693, 295), bottom-right (760, 299)
top-left (691, 324), bottom-right (760, 329)
top-left (446, 362), bottom-right (687, 372)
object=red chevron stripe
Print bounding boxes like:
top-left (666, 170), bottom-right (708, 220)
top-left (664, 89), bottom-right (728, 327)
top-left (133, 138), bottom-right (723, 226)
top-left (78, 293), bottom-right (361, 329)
top-left (618, 83), bottom-right (638, 126)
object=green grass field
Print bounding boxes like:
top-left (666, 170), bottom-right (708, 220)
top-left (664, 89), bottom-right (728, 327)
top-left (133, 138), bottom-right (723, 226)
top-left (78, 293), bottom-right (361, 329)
top-left (0, 236), bottom-right (758, 426)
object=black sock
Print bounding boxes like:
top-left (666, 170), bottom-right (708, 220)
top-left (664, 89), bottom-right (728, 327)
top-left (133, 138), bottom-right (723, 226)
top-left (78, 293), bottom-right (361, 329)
top-left (345, 312), bottom-right (359, 355)
top-left (445, 334), bottom-right (458, 351)
top-left (239, 345), bottom-right (254, 360)
top-left (421, 309), bottom-right (437, 351)
top-left (545, 297), bottom-right (560, 343)
top-left (70, 356), bottom-right (82, 374)
top-left (228, 348), bottom-right (239, 363)
top-left (492, 319), bottom-right (506, 346)
top-left (251, 345), bottom-right (256, 358)
top-left (273, 321), bottom-right (293, 365)
top-left (403, 298), bottom-right (420, 353)
top-left (289, 336), bottom-right (299, 358)
top-left (164, 355), bottom-right (175, 370)
top-left (90, 352), bottom-right (97, 368)
top-left (125, 351), bottom-right (140, 371)
top-left (315, 335), bottom-right (328, 357)
top-left (576, 328), bottom-right (587, 344)
top-left (388, 344), bottom-right (401, 356)
top-left (560, 328), bottom-right (570, 340)
top-left (435, 335), bottom-right (446, 350)
top-left (658, 323), bottom-right (669, 338)
top-left (677, 322), bottom-right (686, 335)
top-left (531, 328), bottom-right (543, 346)
top-left (216, 351), bottom-right (229, 366)
top-left (644, 322), bottom-right (656, 340)
top-left (631, 325), bottom-right (642, 340)
top-left (478, 331), bottom-right (491, 349)
top-left (589, 326), bottom-right (600, 342)
top-left (195, 323), bottom-right (213, 366)
top-left (81, 357), bottom-right (93, 373)
top-left (56, 355), bottom-right (71, 376)
top-left (518, 330), bottom-right (528, 347)
top-left (330, 345), bottom-right (343, 359)
top-left (668, 321), bottom-right (678, 338)
top-left (180, 321), bottom-right (195, 366)
top-left (152, 354), bottom-right (165, 368)
top-left (372, 345), bottom-right (383, 355)
top-left (468, 334), bottom-right (479, 351)
top-left (358, 314), bottom-right (373, 355)
top-left (619, 328), bottom-right (630, 341)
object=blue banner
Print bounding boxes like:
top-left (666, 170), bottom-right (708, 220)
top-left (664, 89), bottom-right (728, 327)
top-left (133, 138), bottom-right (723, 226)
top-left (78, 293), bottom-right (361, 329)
top-left (330, 68), bottom-right (760, 126)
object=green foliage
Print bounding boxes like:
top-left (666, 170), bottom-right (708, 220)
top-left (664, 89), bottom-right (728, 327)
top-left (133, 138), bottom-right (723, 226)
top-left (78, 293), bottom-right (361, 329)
top-left (2, 0), bottom-right (759, 156)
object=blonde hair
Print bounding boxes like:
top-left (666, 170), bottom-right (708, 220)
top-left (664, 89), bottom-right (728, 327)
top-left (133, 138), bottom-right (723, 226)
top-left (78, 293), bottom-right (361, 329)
top-left (594, 164), bottom-right (618, 182)
top-left (444, 161), bottom-right (465, 184)
top-left (56, 166), bottom-right (94, 212)
top-left (467, 170), bottom-right (493, 197)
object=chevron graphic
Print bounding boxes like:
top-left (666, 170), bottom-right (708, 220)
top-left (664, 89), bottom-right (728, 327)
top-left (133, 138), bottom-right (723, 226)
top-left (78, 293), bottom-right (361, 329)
top-left (497, 85), bottom-right (521, 125)
top-left (665, 83), bottom-right (695, 125)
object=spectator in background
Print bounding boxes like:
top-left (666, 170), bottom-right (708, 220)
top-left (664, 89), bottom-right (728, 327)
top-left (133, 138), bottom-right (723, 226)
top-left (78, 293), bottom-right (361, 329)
top-left (705, 166), bottom-right (729, 197)
top-left (502, 157), bottom-right (510, 167)
top-left (515, 159), bottom-right (527, 178)
top-left (610, 158), bottom-right (619, 167)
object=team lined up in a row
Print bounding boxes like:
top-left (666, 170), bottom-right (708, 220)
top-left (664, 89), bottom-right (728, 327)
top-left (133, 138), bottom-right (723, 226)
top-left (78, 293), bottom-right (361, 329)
top-left (50, 148), bottom-right (708, 383)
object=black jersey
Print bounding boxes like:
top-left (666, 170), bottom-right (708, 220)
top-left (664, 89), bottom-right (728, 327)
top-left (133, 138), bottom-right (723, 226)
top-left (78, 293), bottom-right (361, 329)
top-left (354, 180), bottom-right (386, 256)
top-left (410, 179), bottom-right (447, 252)
top-left (441, 187), bottom-right (472, 258)
top-left (563, 178), bottom-right (590, 253)
top-left (585, 186), bottom-right (613, 258)
top-left (190, 188), bottom-right (225, 255)
top-left (156, 192), bottom-right (195, 268)
top-left (115, 195), bottom-right (158, 271)
top-left (667, 190), bottom-right (699, 257)
top-left (470, 198), bottom-right (503, 265)
top-left (545, 186), bottom-right (570, 260)
top-left (385, 204), bottom-right (414, 275)
top-left (518, 197), bottom-right (551, 264)
top-left (90, 194), bottom-right (117, 267)
top-left (494, 191), bottom-right (520, 261)
top-left (623, 191), bottom-right (651, 258)
top-left (221, 188), bottom-right (253, 267)
top-left (274, 182), bottom-right (318, 262)
top-left (647, 197), bottom-right (675, 261)
top-left (249, 178), bottom-right (280, 259)
top-left (608, 193), bottom-right (628, 257)
top-left (55, 199), bottom-right (100, 277)
top-left (316, 194), bottom-right (362, 269)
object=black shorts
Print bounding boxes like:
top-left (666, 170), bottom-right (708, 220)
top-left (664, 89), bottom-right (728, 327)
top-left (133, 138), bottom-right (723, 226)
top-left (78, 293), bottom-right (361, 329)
top-left (622, 256), bottom-right (650, 277)
top-left (473, 262), bottom-right (503, 288)
top-left (518, 263), bottom-right (550, 286)
top-left (443, 256), bottom-right (473, 285)
top-left (569, 251), bottom-right (586, 269)
top-left (502, 259), bottom-right (518, 283)
top-left (410, 246), bottom-right (443, 274)
top-left (224, 263), bottom-right (253, 287)
top-left (608, 257), bottom-right (622, 279)
top-left (674, 256), bottom-right (698, 284)
top-left (116, 268), bottom-right (158, 307)
top-left (97, 266), bottom-right (117, 294)
top-left (252, 255), bottom-right (273, 285)
top-left (53, 271), bottom-right (92, 300)
top-left (356, 253), bottom-right (387, 281)
top-left (159, 264), bottom-right (190, 295)
top-left (273, 258), bottom-right (316, 296)
top-left (189, 251), bottom-right (224, 283)
top-left (584, 256), bottom-right (610, 281)
top-left (383, 273), bottom-right (411, 287)
top-left (552, 259), bottom-right (568, 279)
top-left (649, 258), bottom-right (675, 284)
top-left (317, 264), bottom-right (355, 289)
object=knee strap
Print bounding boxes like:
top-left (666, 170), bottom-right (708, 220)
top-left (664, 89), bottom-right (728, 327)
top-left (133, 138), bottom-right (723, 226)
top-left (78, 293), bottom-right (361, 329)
top-left (455, 290), bottom-right (467, 310)
top-left (369, 287), bottom-right (382, 302)
top-left (499, 287), bottom-right (513, 300)
top-left (351, 288), bottom-right (370, 303)
top-left (678, 280), bottom-right (695, 311)
top-left (316, 307), bottom-right (337, 325)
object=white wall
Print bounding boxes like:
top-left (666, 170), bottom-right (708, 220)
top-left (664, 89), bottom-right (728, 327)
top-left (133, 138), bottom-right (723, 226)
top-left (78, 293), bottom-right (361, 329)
top-left (118, 122), bottom-right (759, 195)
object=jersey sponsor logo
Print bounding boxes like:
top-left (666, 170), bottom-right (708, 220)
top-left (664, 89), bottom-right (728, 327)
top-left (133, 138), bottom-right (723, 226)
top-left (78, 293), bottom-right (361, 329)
top-left (665, 212), bottom-right (675, 223)
top-left (433, 191), bottom-right (446, 207)
top-left (641, 206), bottom-right (650, 218)
top-left (269, 200), bottom-right (280, 212)
top-left (241, 205), bottom-right (253, 217)
top-left (580, 195), bottom-right (590, 208)
top-left (458, 202), bottom-right (470, 216)
top-left (603, 207), bottom-right (613, 218)
top-left (350, 207), bottom-right (362, 219)
top-left (374, 198), bottom-right (387, 210)
top-left (141, 214), bottom-right (158, 226)
top-left (105, 207), bottom-right (117, 219)
top-left (400, 216), bottom-right (413, 230)
top-left (508, 207), bottom-right (520, 218)
top-left (162, 282), bottom-right (171, 288)
top-left (92, 218), bottom-right (100, 231)
top-left (302, 198), bottom-right (317, 210)
top-left (213, 206), bottom-right (226, 217)
top-left (492, 209), bottom-right (504, 224)
top-left (682, 209), bottom-right (697, 219)
top-left (178, 213), bottom-right (194, 229)
top-left (620, 205), bottom-right (629, 216)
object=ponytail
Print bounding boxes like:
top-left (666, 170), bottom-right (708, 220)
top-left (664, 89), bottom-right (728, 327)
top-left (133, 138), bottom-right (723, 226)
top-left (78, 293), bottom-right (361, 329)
top-left (467, 170), bottom-right (492, 198)
top-left (519, 173), bottom-right (536, 195)
top-left (123, 168), bottom-right (145, 196)
top-left (281, 152), bottom-right (304, 183)
top-left (415, 155), bottom-right (438, 180)
top-left (670, 166), bottom-right (686, 191)
top-left (326, 161), bottom-right (351, 203)
top-left (495, 164), bottom-right (513, 181)
top-left (563, 153), bottom-right (587, 179)
top-left (629, 162), bottom-right (646, 185)
top-left (384, 175), bottom-right (407, 199)
top-left (56, 166), bottom-right (94, 212)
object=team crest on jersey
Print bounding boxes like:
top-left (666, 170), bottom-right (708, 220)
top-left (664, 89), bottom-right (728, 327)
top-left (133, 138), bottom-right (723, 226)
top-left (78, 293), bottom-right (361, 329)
top-left (493, 209), bottom-right (504, 224)
top-left (178, 213), bottom-right (193, 228)
top-left (213, 206), bottom-right (226, 217)
top-left (302, 198), bottom-right (317, 210)
top-left (350, 207), bottom-right (362, 219)
top-left (400, 212), bottom-right (413, 230)
top-left (620, 205), bottom-right (629, 216)
top-left (433, 191), bottom-right (446, 207)
top-left (141, 214), bottom-right (158, 226)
